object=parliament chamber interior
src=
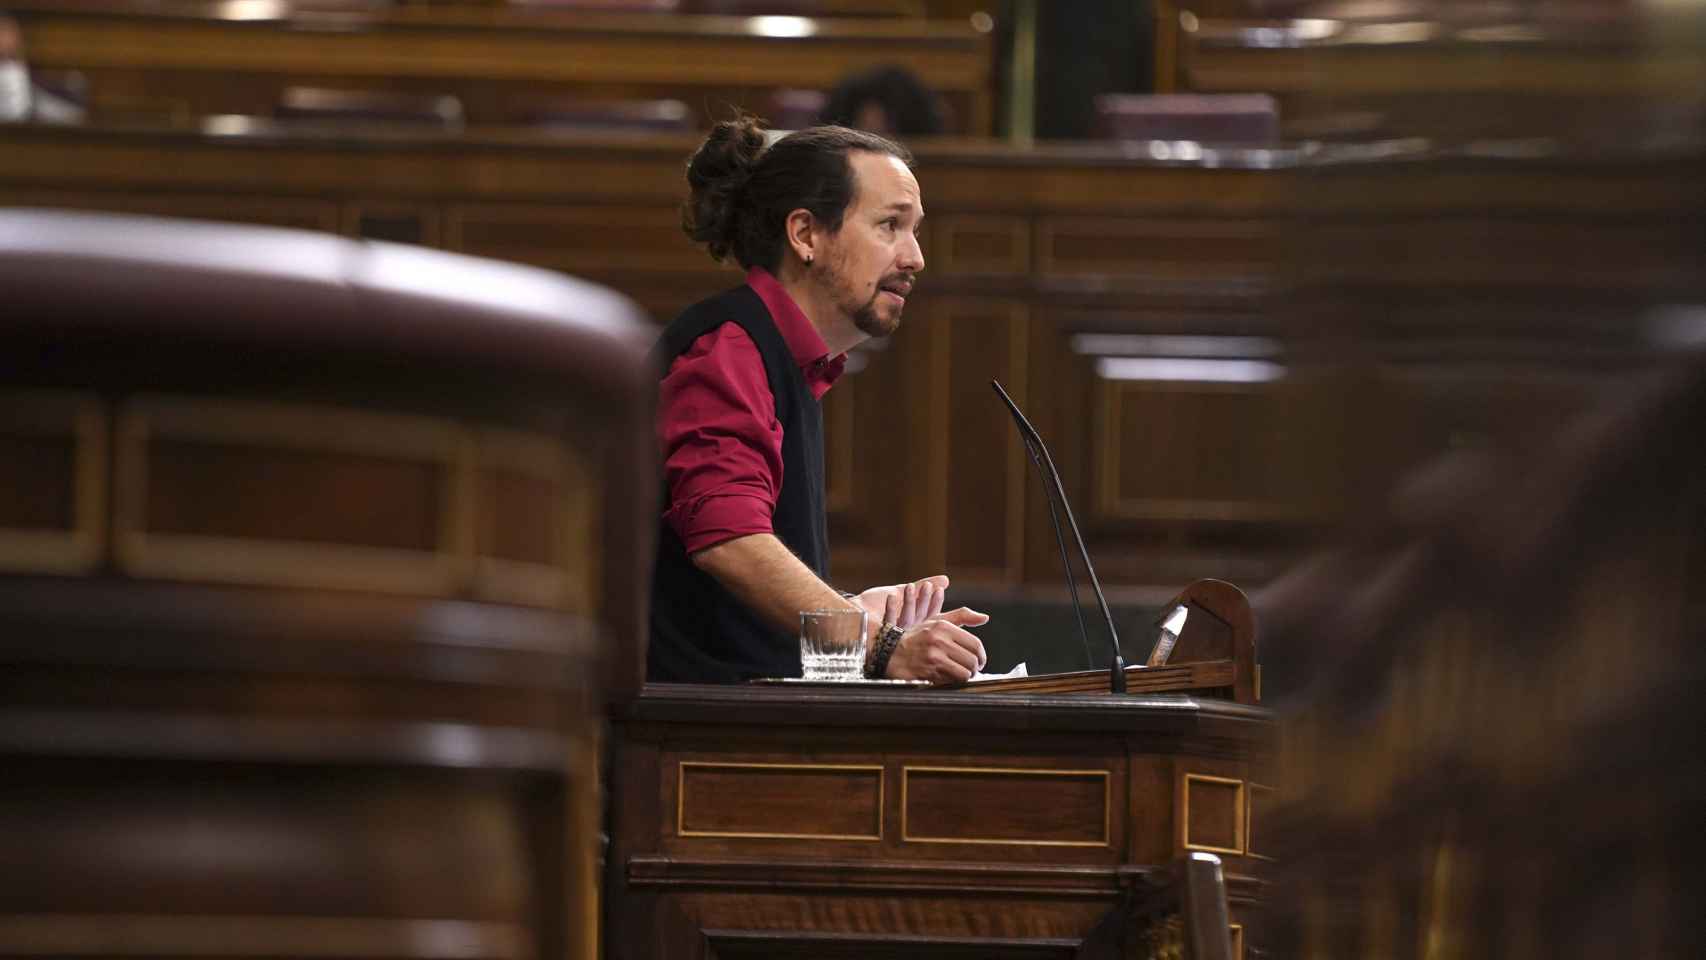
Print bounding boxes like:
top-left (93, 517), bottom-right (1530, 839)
top-left (1, 0), bottom-right (1703, 957)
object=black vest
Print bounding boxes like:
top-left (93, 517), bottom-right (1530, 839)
top-left (648, 284), bottom-right (830, 683)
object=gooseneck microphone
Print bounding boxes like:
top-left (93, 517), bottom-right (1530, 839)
top-left (991, 380), bottom-right (1127, 693)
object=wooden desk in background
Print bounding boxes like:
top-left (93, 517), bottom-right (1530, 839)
top-left (7, 0), bottom-right (995, 132)
top-left (1176, 13), bottom-right (1706, 140)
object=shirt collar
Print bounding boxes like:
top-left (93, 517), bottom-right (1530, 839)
top-left (746, 267), bottom-right (838, 371)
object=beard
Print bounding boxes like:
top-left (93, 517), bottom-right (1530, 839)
top-left (824, 261), bottom-right (911, 340)
top-left (852, 293), bottom-right (898, 339)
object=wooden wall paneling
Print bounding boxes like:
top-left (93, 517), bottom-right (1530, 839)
top-left (1037, 216), bottom-right (1273, 286)
top-left (1089, 377), bottom-right (1341, 525)
top-left (935, 298), bottom-right (1028, 586)
top-left (931, 215), bottom-right (1031, 278)
top-left (823, 333), bottom-right (912, 588)
top-left (473, 428), bottom-right (597, 611)
top-left (822, 364), bottom-right (857, 516)
top-left (1021, 305), bottom-right (1097, 591)
top-left (446, 203), bottom-right (715, 274)
top-left (0, 188), bottom-right (340, 232)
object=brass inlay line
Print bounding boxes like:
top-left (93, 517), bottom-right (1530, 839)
top-left (901, 765), bottom-right (1112, 847)
top-left (114, 396), bottom-right (472, 595)
top-left (1230, 922), bottom-right (1245, 960)
top-left (0, 391), bottom-right (107, 576)
top-left (1246, 782), bottom-right (1275, 861)
top-left (1181, 772), bottom-right (1246, 856)
top-left (677, 761), bottom-right (884, 842)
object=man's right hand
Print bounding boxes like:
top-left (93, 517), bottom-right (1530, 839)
top-left (884, 607), bottom-right (990, 685)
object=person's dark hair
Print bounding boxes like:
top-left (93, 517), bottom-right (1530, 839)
top-left (817, 64), bottom-right (946, 137)
top-left (682, 115), bottom-right (913, 273)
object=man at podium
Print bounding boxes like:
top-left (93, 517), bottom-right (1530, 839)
top-left (649, 117), bottom-right (987, 686)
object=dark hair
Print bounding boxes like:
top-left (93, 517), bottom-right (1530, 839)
top-left (817, 64), bottom-right (946, 137)
top-left (681, 116), bottom-right (913, 273)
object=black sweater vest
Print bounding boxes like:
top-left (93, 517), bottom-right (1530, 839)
top-left (648, 284), bottom-right (829, 683)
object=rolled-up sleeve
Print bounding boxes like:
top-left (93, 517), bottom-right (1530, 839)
top-left (658, 323), bottom-right (783, 554)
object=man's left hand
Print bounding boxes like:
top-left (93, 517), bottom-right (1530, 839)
top-left (856, 574), bottom-right (949, 631)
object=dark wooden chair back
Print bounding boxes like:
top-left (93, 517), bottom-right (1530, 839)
top-left (0, 208), bottom-right (657, 960)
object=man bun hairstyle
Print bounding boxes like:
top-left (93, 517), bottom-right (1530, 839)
top-left (682, 115), bottom-right (913, 274)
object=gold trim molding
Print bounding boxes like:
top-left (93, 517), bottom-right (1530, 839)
top-left (0, 391), bottom-right (107, 576)
top-left (1246, 781), bottom-right (1275, 861)
top-left (901, 765), bottom-right (1111, 847)
top-left (677, 761), bottom-right (884, 842)
top-left (1181, 772), bottom-right (1246, 856)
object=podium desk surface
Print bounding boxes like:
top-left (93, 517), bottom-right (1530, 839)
top-left (626, 681), bottom-right (1272, 739)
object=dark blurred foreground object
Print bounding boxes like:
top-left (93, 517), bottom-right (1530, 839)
top-left (1178, 1), bottom-right (1706, 143)
top-left (1247, 0), bottom-right (1706, 950)
top-left (1093, 93), bottom-right (1278, 142)
top-left (1258, 354), bottom-right (1706, 957)
top-left (0, 209), bottom-right (657, 960)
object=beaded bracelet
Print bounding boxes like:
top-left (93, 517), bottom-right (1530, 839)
top-left (866, 621), bottom-right (904, 679)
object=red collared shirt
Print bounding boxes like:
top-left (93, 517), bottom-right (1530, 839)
top-left (659, 267), bottom-right (846, 554)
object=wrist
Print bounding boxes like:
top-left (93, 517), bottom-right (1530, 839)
top-left (864, 621), bottom-right (904, 679)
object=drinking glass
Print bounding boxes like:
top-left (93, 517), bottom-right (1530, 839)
top-left (799, 608), bottom-right (868, 680)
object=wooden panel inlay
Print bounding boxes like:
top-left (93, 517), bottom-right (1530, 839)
top-left (1038, 218), bottom-right (1270, 277)
top-left (941, 302), bottom-right (1026, 580)
top-left (448, 205), bottom-right (717, 273)
top-left (473, 429), bottom-right (593, 611)
top-left (0, 434), bottom-right (77, 531)
top-left (1247, 782), bottom-right (1274, 861)
top-left (145, 441), bottom-right (442, 550)
top-left (1182, 774), bottom-right (1244, 855)
top-left (902, 767), bottom-right (1110, 846)
top-left (678, 763), bottom-right (883, 841)
top-left (0, 392), bottom-right (107, 575)
top-left (1231, 922), bottom-right (1245, 960)
top-left (115, 397), bottom-right (470, 595)
top-left (934, 215), bottom-right (1030, 275)
top-left (1093, 379), bottom-right (1342, 523)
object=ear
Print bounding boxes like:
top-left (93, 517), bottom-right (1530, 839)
top-left (784, 208), bottom-right (818, 266)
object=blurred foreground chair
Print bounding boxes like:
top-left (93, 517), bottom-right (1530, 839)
top-left (0, 209), bottom-right (657, 960)
top-left (1257, 356), bottom-right (1706, 956)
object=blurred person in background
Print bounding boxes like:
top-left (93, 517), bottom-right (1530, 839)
top-left (816, 64), bottom-right (945, 137)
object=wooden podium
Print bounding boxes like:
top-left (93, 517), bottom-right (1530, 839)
top-left (605, 582), bottom-right (1272, 958)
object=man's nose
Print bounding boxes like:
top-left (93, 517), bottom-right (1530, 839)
top-left (899, 230), bottom-right (925, 274)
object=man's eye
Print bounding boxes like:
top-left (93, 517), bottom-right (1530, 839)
top-left (882, 218), bottom-right (898, 230)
